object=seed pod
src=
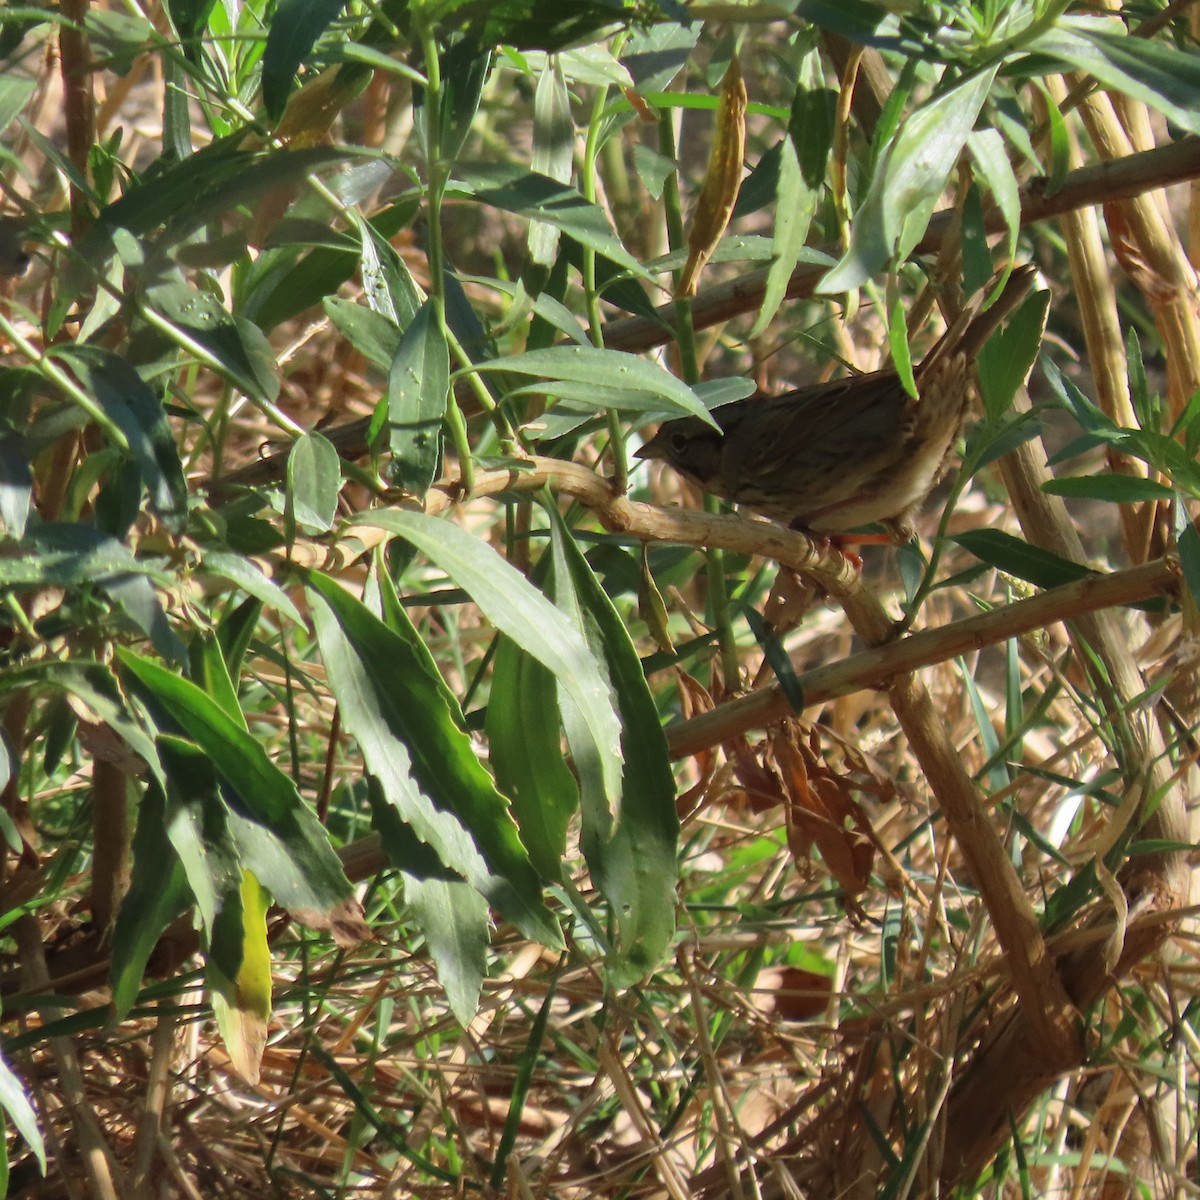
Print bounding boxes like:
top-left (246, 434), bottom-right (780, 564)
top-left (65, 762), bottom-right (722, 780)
top-left (678, 55), bottom-right (747, 298)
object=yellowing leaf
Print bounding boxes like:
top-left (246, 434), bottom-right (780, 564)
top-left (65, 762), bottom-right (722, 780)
top-left (209, 870), bottom-right (273, 1085)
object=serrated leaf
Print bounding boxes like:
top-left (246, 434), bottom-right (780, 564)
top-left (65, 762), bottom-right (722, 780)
top-left (544, 507), bottom-right (678, 986)
top-left (307, 573), bottom-right (562, 947)
top-left (404, 876), bottom-right (489, 1025)
top-left (487, 634), bottom-right (578, 882)
top-left (116, 649), bottom-right (366, 944)
top-left (352, 509), bottom-right (624, 812)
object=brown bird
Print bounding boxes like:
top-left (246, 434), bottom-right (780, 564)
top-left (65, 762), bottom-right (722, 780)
top-left (637, 266), bottom-right (1037, 541)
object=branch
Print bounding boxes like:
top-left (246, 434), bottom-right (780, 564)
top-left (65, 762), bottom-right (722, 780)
top-left (666, 558), bottom-right (1179, 757)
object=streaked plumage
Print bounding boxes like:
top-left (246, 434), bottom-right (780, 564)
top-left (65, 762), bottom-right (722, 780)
top-left (637, 267), bottom-right (1036, 538)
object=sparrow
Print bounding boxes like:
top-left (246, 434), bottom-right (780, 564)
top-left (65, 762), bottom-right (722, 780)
top-left (637, 266), bottom-right (1036, 541)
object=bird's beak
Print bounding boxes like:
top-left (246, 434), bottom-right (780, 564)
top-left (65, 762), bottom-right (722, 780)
top-left (634, 436), bottom-right (663, 462)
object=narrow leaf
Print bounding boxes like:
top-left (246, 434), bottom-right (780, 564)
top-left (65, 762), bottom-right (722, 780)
top-left (117, 650), bottom-right (367, 943)
top-left (404, 876), bottom-right (489, 1025)
top-left (353, 509), bottom-right (624, 811)
top-left (955, 529), bottom-right (1096, 589)
top-left (209, 870), bottom-right (272, 1084)
top-left (0, 1048), bottom-right (43, 1177)
top-left (1043, 475), bottom-right (1174, 502)
top-left (109, 781), bottom-right (192, 1015)
top-left (467, 345), bottom-right (716, 425)
top-left (546, 508), bottom-right (679, 985)
top-left (821, 66), bottom-right (998, 293)
top-left (487, 634), bottom-right (578, 881)
top-left (386, 302), bottom-right (448, 499)
top-left (287, 431), bottom-right (341, 533)
top-left (459, 162), bottom-right (649, 280)
top-left (262, 0), bottom-right (348, 120)
top-left (307, 573), bottom-right (561, 947)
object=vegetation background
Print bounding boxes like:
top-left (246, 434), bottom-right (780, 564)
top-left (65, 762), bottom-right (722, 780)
top-left (0, 0), bottom-right (1198, 1196)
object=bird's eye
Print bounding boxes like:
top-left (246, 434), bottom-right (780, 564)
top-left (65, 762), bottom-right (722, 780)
top-left (669, 432), bottom-right (690, 454)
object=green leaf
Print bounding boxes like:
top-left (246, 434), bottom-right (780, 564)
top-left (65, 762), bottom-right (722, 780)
top-left (968, 128), bottom-right (1020, 267)
top-left (262, 0), bottom-right (349, 121)
top-left (751, 64), bottom-right (830, 337)
top-left (1173, 491), bottom-right (1200, 611)
top-left (0, 1045), bottom-right (44, 1178)
top-left (0, 660), bottom-right (161, 779)
top-left (0, 76), bottom-right (35, 135)
top-left (1032, 23), bottom-right (1200, 137)
top-left (166, 0), bottom-right (218, 45)
top-left (143, 275), bottom-right (281, 405)
top-left (306, 572), bottom-right (562, 947)
top-left (51, 345), bottom-right (188, 530)
top-left (528, 58), bottom-right (574, 269)
top-left (976, 285), bottom-right (1048, 422)
top-left (386, 302), bottom-right (448, 498)
top-left (458, 162), bottom-right (649, 280)
top-left (189, 630), bottom-right (245, 726)
top-left (118, 652), bottom-right (280, 823)
top-left (154, 737), bottom-right (243, 967)
top-left (200, 550), bottom-right (304, 625)
top-left (216, 595), bottom-right (263, 682)
top-left (323, 297), bottom-right (401, 370)
top-left (1, 524), bottom-right (185, 664)
top-left (466, 345), bottom-right (716, 425)
top-left (67, 142), bottom-right (351, 298)
top-left (208, 870), bottom-right (272, 1084)
top-left (352, 210), bottom-right (424, 328)
top-left (0, 433), bottom-right (32, 538)
top-left (487, 633), bottom-right (578, 881)
top-left (286, 432), bottom-right (341, 534)
top-left (352, 509), bottom-right (624, 811)
top-left (954, 529), bottom-right (1096, 590)
top-left (1042, 474), bottom-right (1174, 503)
top-left (821, 65), bottom-right (999, 293)
top-left (109, 780), bottom-right (192, 1015)
top-left (403, 876), bottom-right (489, 1025)
top-left (543, 507), bottom-right (679, 985)
top-left (116, 649), bottom-right (367, 943)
